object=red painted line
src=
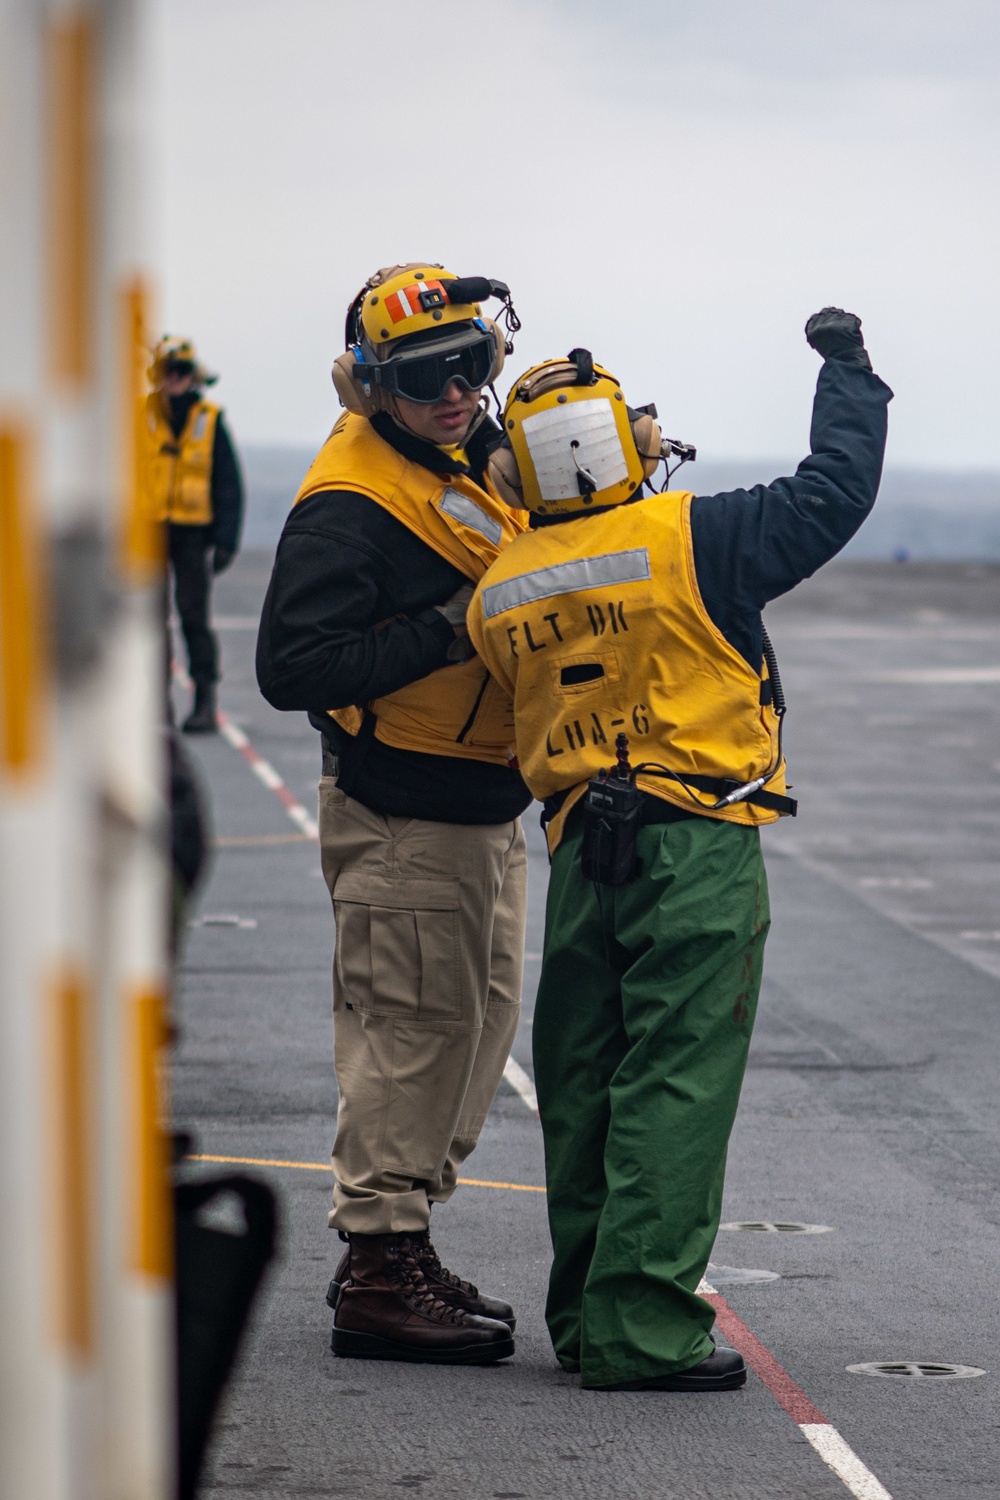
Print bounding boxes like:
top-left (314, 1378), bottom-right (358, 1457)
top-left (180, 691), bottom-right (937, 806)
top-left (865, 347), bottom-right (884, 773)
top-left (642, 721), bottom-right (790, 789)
top-left (706, 1290), bottom-right (828, 1426)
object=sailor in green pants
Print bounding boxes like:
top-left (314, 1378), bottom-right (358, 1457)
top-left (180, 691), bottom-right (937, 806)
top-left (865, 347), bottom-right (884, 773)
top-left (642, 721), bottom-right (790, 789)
top-left (468, 315), bottom-right (890, 1389)
top-left (534, 812), bottom-right (768, 1387)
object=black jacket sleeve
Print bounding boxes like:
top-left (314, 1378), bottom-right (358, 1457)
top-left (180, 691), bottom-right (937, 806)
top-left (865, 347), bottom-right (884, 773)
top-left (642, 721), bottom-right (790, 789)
top-left (210, 415), bottom-right (244, 554)
top-left (690, 357), bottom-right (892, 664)
top-left (256, 492), bottom-right (461, 714)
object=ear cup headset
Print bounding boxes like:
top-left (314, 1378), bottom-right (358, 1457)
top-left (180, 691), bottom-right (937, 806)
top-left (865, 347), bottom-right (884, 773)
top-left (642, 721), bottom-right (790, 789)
top-left (487, 348), bottom-right (696, 518)
top-left (332, 263), bottom-right (522, 420)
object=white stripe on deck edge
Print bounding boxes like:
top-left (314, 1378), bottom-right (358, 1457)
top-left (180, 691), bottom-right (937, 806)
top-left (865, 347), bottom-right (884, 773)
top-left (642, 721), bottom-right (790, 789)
top-left (217, 716), bottom-right (320, 841)
top-left (503, 1057), bottom-right (538, 1114)
top-left (800, 1424), bottom-right (894, 1500)
top-left (286, 802), bottom-right (321, 839)
top-left (251, 759), bottom-right (284, 791)
top-left (218, 717), bottom-right (248, 749)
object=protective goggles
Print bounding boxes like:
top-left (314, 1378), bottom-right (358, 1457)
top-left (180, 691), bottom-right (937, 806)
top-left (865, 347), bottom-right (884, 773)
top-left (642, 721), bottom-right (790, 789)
top-left (164, 358), bottom-right (195, 377)
top-left (364, 329), bottom-right (496, 404)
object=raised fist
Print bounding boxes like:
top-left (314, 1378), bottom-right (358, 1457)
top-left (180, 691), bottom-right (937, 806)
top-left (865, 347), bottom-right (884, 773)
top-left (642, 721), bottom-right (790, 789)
top-left (804, 308), bottom-right (871, 369)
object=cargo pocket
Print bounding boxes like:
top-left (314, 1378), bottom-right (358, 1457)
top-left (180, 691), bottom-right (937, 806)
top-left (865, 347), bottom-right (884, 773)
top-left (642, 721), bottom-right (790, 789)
top-left (332, 872), bottom-right (461, 1020)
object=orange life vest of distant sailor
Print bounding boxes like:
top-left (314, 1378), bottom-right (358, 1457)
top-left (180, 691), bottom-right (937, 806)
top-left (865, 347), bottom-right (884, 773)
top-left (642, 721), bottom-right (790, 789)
top-left (468, 490), bottom-right (790, 849)
top-left (144, 392), bottom-right (219, 526)
top-left (295, 411), bottom-right (526, 764)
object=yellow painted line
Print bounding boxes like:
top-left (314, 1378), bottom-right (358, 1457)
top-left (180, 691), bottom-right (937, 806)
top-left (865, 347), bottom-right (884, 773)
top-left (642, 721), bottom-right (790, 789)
top-left (190, 1154), bottom-right (546, 1194)
top-left (456, 1177), bottom-right (546, 1194)
top-left (214, 833), bottom-right (314, 847)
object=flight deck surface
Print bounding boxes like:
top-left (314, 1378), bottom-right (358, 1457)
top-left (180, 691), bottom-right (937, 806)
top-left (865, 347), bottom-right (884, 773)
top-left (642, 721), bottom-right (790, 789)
top-left (173, 555), bottom-right (1000, 1500)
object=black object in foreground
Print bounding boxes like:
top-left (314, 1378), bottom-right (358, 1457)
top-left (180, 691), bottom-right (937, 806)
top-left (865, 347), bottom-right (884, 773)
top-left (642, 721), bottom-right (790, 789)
top-left (175, 1174), bottom-right (279, 1500)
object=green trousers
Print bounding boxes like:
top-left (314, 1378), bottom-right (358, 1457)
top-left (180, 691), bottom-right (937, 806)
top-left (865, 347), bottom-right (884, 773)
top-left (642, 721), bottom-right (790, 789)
top-left (533, 810), bottom-right (770, 1388)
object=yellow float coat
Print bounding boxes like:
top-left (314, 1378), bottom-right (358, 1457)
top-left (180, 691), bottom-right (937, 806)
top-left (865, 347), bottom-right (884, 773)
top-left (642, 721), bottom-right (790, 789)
top-left (468, 491), bottom-right (788, 847)
top-left (296, 413), bottom-right (525, 764)
top-left (144, 393), bottom-right (218, 525)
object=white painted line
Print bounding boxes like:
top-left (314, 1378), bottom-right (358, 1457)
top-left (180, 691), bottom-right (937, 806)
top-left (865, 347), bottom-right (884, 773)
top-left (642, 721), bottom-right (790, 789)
top-left (208, 700), bottom-right (320, 841)
top-left (800, 1423), bottom-right (894, 1500)
top-left (217, 717), bottom-right (248, 750)
top-left (286, 803), bottom-right (319, 837)
top-left (503, 1056), bottom-right (538, 1115)
top-left (868, 666), bottom-right (1000, 684)
top-left (251, 760), bottom-right (283, 791)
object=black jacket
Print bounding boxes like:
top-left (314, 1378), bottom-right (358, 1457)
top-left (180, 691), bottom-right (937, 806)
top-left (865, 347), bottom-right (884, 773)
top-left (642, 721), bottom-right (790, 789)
top-left (256, 413), bottom-right (533, 825)
top-left (689, 356), bottom-right (892, 666)
top-left (167, 391), bottom-right (244, 555)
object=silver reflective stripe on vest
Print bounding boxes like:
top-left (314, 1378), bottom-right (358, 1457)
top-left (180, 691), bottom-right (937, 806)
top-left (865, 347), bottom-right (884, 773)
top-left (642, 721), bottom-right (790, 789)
top-left (480, 548), bottom-right (652, 619)
top-left (192, 409), bottom-right (208, 440)
top-left (439, 487), bottom-right (503, 546)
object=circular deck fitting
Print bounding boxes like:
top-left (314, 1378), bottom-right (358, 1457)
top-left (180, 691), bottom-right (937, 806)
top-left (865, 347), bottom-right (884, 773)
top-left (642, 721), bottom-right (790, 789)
top-left (847, 1361), bottom-right (985, 1380)
top-left (718, 1221), bottom-right (834, 1234)
top-left (705, 1263), bottom-right (780, 1285)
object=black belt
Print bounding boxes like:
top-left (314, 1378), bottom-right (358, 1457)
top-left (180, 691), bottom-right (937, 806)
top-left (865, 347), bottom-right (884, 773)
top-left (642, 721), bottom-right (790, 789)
top-left (542, 776), bottom-right (797, 830)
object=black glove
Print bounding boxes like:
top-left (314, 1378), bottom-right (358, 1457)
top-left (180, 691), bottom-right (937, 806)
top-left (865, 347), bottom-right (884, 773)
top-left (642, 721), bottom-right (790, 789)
top-left (212, 547), bottom-right (235, 575)
top-left (804, 307), bottom-right (871, 369)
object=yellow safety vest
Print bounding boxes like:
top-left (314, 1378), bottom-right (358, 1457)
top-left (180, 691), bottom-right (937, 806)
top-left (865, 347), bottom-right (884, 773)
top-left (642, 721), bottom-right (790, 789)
top-left (144, 394), bottom-right (218, 525)
top-left (295, 412), bottom-right (526, 765)
top-left (468, 491), bottom-right (789, 849)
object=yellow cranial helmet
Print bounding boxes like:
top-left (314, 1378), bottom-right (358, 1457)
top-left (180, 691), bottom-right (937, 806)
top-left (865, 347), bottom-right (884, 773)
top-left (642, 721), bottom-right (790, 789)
top-left (332, 263), bottom-right (520, 417)
top-left (148, 335), bottom-right (217, 389)
top-left (488, 350), bottom-right (664, 518)
top-left (358, 264), bottom-right (483, 349)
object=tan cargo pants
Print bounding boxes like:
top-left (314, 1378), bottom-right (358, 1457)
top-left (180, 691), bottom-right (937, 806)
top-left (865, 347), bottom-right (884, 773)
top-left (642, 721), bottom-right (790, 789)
top-left (319, 780), bottom-right (526, 1234)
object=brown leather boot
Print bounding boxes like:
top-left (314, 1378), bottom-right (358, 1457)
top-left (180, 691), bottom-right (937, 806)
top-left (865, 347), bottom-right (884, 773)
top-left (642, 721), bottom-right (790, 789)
top-left (331, 1234), bottom-right (515, 1365)
top-left (413, 1232), bottom-right (516, 1329)
top-left (326, 1231), bottom-right (516, 1330)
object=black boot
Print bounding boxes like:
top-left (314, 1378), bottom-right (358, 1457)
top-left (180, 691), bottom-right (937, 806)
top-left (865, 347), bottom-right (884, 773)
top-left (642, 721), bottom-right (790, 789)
top-left (587, 1346), bottom-right (747, 1392)
top-left (327, 1229), bottom-right (516, 1330)
top-left (330, 1234), bottom-right (514, 1365)
top-left (182, 680), bottom-right (218, 735)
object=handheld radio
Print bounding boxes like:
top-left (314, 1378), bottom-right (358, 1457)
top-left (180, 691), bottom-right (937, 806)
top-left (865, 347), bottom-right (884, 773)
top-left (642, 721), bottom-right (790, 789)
top-left (580, 733), bottom-right (642, 886)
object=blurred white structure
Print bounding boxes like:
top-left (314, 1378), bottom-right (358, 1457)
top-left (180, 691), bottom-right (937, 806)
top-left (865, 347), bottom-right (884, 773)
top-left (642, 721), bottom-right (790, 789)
top-left (0, 2), bottom-right (172, 1496)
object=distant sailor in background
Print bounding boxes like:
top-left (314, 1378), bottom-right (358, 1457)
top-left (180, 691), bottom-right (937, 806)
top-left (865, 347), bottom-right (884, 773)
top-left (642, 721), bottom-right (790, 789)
top-left (146, 336), bottom-right (244, 733)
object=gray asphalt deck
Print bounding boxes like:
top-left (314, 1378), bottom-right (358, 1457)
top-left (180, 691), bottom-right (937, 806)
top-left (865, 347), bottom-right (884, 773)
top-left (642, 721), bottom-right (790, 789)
top-left (173, 555), bottom-right (1000, 1500)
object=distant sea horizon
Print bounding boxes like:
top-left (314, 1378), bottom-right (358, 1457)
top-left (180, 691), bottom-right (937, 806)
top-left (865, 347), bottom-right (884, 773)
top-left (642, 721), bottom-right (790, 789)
top-left (239, 444), bottom-right (1000, 562)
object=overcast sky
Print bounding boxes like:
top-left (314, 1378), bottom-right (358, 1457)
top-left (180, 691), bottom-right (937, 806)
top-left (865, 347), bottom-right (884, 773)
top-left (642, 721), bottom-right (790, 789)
top-left (154, 0), bottom-right (999, 469)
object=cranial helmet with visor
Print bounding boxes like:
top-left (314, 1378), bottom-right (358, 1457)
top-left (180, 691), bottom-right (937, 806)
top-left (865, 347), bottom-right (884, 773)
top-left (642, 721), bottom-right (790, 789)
top-left (488, 349), bottom-right (695, 519)
top-left (148, 335), bottom-right (217, 390)
top-left (332, 263), bottom-right (521, 422)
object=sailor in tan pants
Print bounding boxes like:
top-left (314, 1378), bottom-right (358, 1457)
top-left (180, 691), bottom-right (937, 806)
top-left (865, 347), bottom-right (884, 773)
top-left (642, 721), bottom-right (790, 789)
top-left (257, 264), bottom-right (530, 1364)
